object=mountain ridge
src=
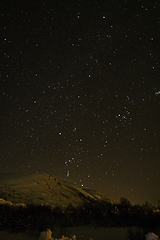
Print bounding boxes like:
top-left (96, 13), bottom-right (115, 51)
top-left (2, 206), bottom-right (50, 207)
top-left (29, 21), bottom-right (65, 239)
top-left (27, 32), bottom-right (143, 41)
top-left (0, 173), bottom-right (110, 208)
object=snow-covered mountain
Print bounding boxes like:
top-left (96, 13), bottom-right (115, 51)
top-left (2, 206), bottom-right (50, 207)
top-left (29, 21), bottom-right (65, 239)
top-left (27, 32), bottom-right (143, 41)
top-left (0, 173), bottom-right (109, 208)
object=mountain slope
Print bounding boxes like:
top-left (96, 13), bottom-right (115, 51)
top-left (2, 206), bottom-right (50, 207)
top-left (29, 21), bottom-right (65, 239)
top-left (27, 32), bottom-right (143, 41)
top-left (0, 173), bottom-right (109, 207)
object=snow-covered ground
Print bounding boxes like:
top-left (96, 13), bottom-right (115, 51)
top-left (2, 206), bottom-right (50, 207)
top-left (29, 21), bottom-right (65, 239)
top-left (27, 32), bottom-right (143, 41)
top-left (59, 226), bottom-right (128, 240)
top-left (0, 226), bottom-right (128, 240)
top-left (0, 231), bottom-right (38, 240)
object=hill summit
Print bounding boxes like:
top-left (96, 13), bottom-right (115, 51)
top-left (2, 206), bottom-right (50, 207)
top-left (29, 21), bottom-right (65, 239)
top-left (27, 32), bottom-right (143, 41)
top-left (0, 173), bottom-right (110, 207)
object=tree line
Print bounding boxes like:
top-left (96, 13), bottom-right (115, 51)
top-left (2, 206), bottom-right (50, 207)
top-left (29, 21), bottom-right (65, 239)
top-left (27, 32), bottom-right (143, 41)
top-left (0, 197), bottom-right (160, 233)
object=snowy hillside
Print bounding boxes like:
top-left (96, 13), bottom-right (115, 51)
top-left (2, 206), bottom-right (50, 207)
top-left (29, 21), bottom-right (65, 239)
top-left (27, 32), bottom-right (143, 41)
top-left (0, 173), bottom-right (109, 207)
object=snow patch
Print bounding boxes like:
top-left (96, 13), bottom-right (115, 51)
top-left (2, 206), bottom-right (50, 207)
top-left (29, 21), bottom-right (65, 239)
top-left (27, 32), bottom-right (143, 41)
top-left (38, 229), bottom-right (77, 240)
top-left (146, 232), bottom-right (159, 240)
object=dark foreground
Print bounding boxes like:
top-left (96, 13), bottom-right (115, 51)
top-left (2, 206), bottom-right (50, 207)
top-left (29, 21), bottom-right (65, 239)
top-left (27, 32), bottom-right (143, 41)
top-left (0, 199), bottom-right (160, 239)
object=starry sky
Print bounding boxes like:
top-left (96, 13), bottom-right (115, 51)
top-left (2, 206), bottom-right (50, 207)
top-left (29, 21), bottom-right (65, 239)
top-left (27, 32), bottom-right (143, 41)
top-left (1, 0), bottom-right (160, 205)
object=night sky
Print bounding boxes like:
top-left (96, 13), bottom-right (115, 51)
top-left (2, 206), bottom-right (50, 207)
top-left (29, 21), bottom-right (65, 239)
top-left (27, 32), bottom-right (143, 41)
top-left (1, 0), bottom-right (160, 205)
